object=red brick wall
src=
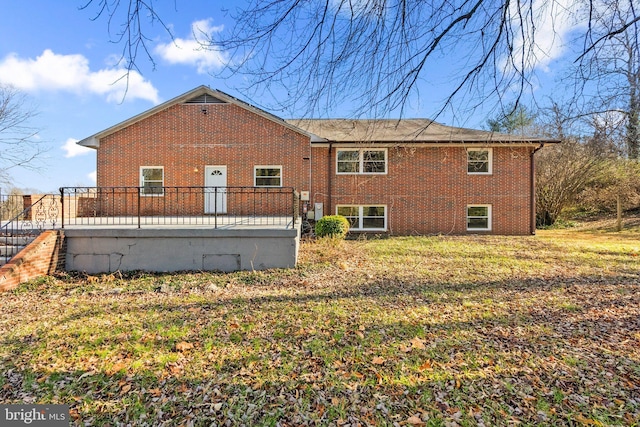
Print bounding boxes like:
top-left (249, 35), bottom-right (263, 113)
top-left (311, 145), bottom-right (534, 235)
top-left (97, 103), bottom-right (312, 217)
top-left (97, 101), bottom-right (534, 235)
top-left (0, 231), bottom-right (65, 292)
top-left (99, 103), bottom-right (311, 188)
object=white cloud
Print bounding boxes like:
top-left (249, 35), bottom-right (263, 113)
top-left (88, 170), bottom-right (97, 184)
top-left (61, 138), bottom-right (93, 158)
top-left (504, 0), bottom-right (582, 73)
top-left (0, 49), bottom-right (160, 103)
top-left (154, 19), bottom-right (229, 74)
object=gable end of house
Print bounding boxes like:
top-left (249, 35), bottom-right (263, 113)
top-left (77, 86), bottom-right (325, 149)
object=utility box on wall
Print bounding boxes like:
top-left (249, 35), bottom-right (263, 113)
top-left (314, 203), bottom-right (323, 220)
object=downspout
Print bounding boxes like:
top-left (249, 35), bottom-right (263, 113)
top-left (328, 143), bottom-right (333, 216)
top-left (530, 143), bottom-right (545, 235)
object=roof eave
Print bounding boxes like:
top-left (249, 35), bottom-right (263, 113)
top-left (310, 139), bottom-right (559, 146)
top-left (78, 136), bottom-right (100, 149)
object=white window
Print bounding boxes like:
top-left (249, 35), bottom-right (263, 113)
top-left (140, 167), bottom-right (164, 195)
top-left (467, 205), bottom-right (491, 231)
top-left (337, 149), bottom-right (387, 174)
top-left (337, 205), bottom-right (387, 231)
top-left (255, 166), bottom-right (282, 187)
top-left (467, 148), bottom-right (492, 174)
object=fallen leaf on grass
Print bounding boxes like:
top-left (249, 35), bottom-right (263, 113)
top-left (410, 337), bottom-right (426, 350)
top-left (574, 415), bottom-right (604, 426)
top-left (418, 360), bottom-right (433, 371)
top-left (406, 415), bottom-right (425, 425)
top-left (175, 341), bottom-right (194, 352)
top-left (372, 356), bottom-right (385, 365)
top-left (109, 360), bottom-right (130, 374)
top-left (372, 370), bottom-right (383, 384)
top-left (148, 388), bottom-right (162, 397)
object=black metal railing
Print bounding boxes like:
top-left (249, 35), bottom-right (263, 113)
top-left (59, 186), bottom-right (300, 229)
top-left (1, 194), bottom-right (60, 263)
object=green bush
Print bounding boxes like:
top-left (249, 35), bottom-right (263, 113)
top-left (315, 215), bottom-right (350, 238)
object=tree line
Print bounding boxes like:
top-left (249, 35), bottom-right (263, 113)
top-left (488, 104), bottom-right (640, 228)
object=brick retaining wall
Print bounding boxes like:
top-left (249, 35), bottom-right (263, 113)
top-left (0, 231), bottom-right (66, 292)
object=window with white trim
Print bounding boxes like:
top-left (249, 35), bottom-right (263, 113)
top-left (467, 148), bottom-right (492, 174)
top-left (467, 205), bottom-right (491, 231)
top-left (337, 205), bottom-right (387, 231)
top-left (337, 149), bottom-right (387, 174)
top-left (140, 167), bottom-right (164, 195)
top-left (254, 166), bottom-right (282, 187)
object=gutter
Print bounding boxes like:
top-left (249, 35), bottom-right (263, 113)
top-left (328, 143), bottom-right (333, 217)
top-left (530, 143), bottom-right (545, 235)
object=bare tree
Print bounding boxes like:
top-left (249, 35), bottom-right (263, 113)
top-left (78, 0), bottom-right (176, 97)
top-left (0, 85), bottom-right (47, 185)
top-left (536, 138), bottom-right (604, 226)
top-left (81, 0), bottom-right (639, 119)
top-left (572, 0), bottom-right (640, 158)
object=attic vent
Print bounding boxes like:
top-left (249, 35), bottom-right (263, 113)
top-left (185, 94), bottom-right (226, 104)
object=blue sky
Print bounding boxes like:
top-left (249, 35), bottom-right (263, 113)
top-left (0, 0), bottom-right (579, 192)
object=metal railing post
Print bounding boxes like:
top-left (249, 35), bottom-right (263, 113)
top-left (137, 187), bottom-right (141, 229)
top-left (60, 188), bottom-right (65, 229)
top-left (214, 187), bottom-right (218, 229)
top-left (292, 189), bottom-right (296, 228)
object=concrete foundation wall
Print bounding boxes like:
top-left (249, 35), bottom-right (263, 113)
top-left (64, 227), bottom-right (300, 274)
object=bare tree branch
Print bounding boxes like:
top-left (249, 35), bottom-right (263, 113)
top-left (80, 0), bottom-right (640, 126)
top-left (0, 85), bottom-right (48, 185)
top-left (80, 0), bottom-right (177, 72)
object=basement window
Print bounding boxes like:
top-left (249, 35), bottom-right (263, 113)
top-left (467, 205), bottom-right (491, 231)
top-left (337, 205), bottom-right (387, 231)
top-left (140, 167), bottom-right (164, 196)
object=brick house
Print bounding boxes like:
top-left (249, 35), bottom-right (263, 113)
top-left (78, 85), bottom-right (557, 235)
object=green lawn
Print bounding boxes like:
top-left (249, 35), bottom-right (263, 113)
top-left (1, 224), bottom-right (639, 426)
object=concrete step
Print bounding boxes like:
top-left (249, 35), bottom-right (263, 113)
top-left (0, 238), bottom-right (35, 267)
top-left (1, 245), bottom-right (24, 256)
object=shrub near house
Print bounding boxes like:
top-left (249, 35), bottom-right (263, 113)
top-left (315, 215), bottom-right (350, 238)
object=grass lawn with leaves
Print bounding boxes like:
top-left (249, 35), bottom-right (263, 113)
top-left (1, 220), bottom-right (639, 426)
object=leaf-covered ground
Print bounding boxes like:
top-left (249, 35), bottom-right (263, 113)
top-left (1, 223), bottom-right (639, 426)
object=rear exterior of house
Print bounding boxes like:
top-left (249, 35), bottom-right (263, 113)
top-left (78, 86), bottom-right (555, 236)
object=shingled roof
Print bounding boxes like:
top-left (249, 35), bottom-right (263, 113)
top-left (77, 85), bottom-right (558, 149)
top-left (287, 119), bottom-right (557, 145)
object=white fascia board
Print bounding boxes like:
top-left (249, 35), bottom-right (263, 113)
top-left (77, 136), bottom-right (100, 149)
